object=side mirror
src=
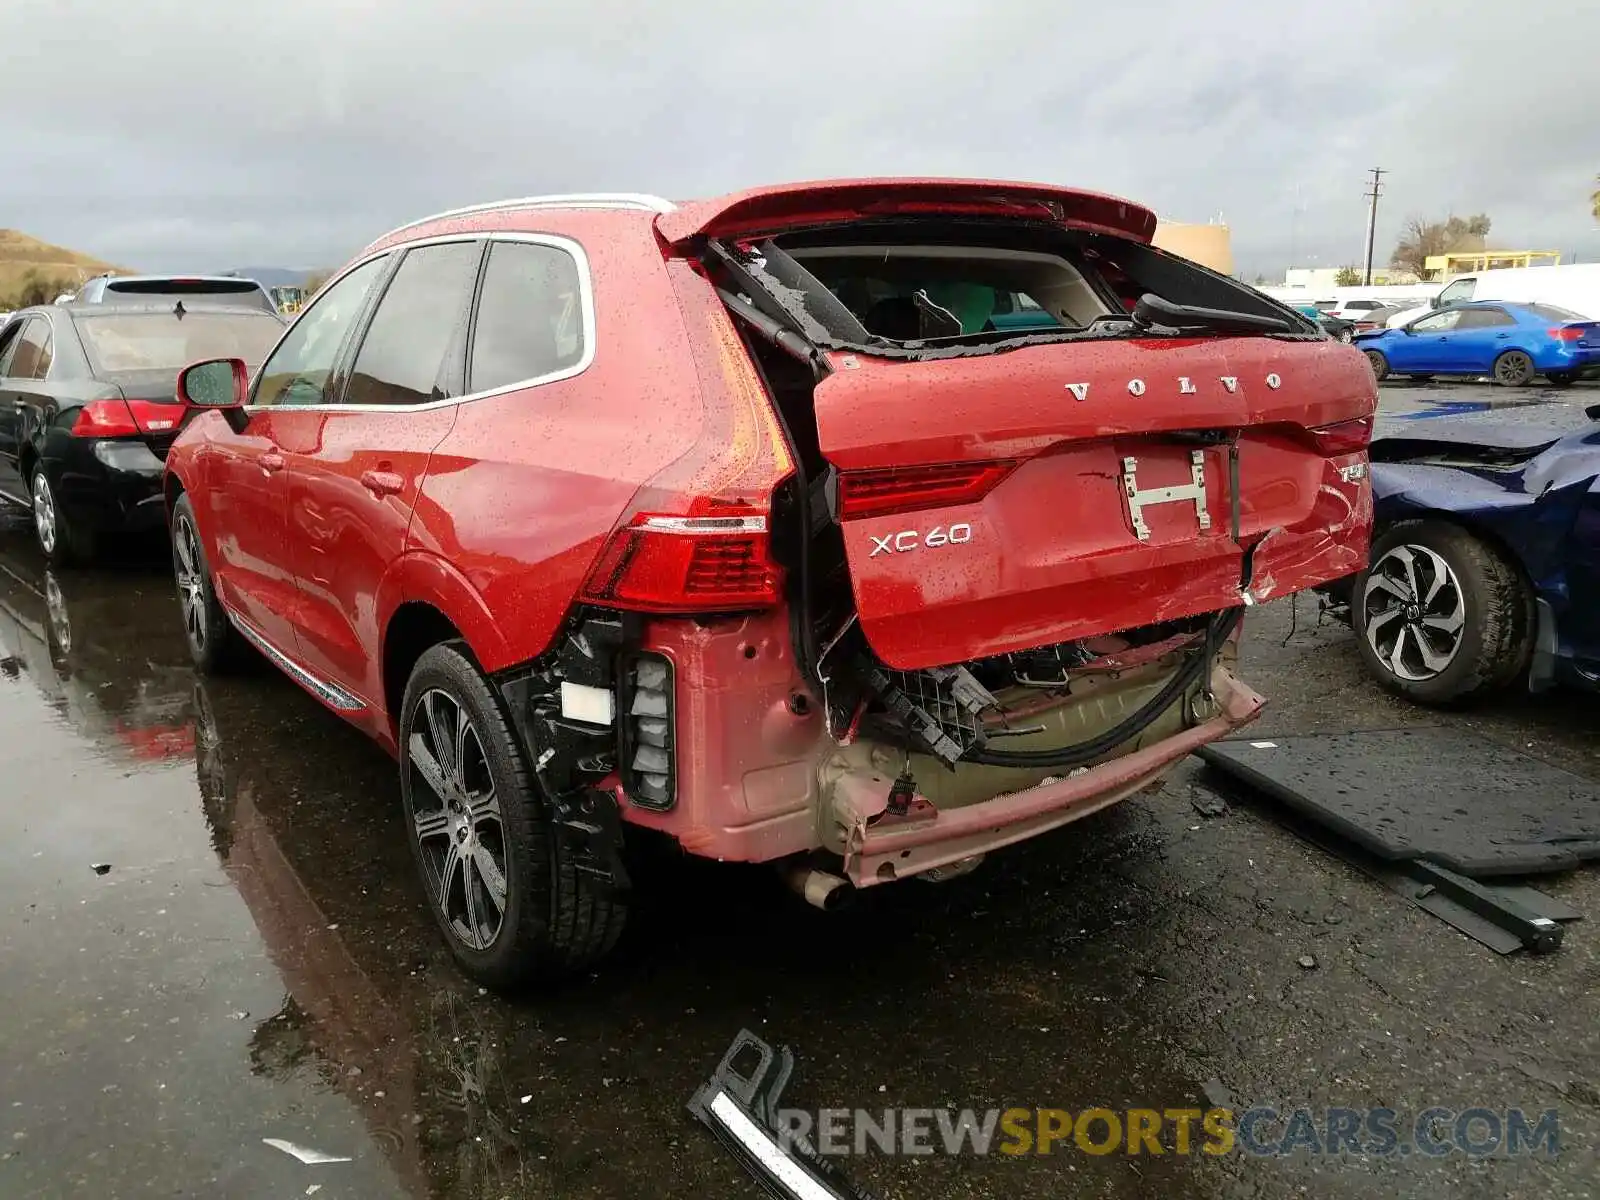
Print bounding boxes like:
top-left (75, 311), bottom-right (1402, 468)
top-left (178, 358), bottom-right (248, 409)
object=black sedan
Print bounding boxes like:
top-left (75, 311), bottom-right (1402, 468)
top-left (0, 302), bottom-right (283, 564)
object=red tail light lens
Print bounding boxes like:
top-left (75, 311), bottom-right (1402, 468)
top-left (1549, 327), bottom-right (1583, 342)
top-left (71, 400), bottom-right (140, 437)
top-left (579, 261), bottom-right (794, 615)
top-left (581, 508), bottom-right (781, 612)
top-left (838, 460), bottom-right (1017, 520)
top-left (1306, 416), bottom-right (1374, 456)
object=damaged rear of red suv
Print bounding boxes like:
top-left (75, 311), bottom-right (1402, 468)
top-left (163, 179), bottom-right (1375, 988)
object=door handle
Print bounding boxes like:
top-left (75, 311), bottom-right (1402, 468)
top-left (1495, 333), bottom-right (1511, 339)
top-left (260, 451), bottom-right (286, 473)
top-left (360, 469), bottom-right (404, 498)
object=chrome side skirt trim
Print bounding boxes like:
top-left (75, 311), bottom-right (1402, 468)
top-left (226, 609), bottom-right (368, 712)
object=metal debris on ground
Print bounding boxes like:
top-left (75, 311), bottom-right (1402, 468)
top-left (261, 1138), bottom-right (353, 1165)
top-left (90, 863), bottom-right (111, 875)
top-left (689, 1029), bottom-right (879, 1200)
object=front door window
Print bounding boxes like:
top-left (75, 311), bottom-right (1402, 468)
top-left (253, 258), bottom-right (388, 408)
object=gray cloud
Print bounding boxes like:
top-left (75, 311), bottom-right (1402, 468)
top-left (3, 0), bottom-right (1597, 276)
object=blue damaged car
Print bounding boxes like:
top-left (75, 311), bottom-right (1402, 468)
top-left (1323, 401), bottom-right (1600, 704)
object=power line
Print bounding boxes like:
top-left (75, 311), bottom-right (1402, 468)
top-left (1361, 168), bottom-right (1386, 286)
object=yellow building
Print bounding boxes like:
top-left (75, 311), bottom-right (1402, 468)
top-left (1424, 250), bottom-right (1561, 276)
top-left (1152, 221), bottom-right (1233, 275)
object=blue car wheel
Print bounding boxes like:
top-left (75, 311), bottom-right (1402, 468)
top-left (1492, 350), bottom-right (1535, 387)
top-left (1355, 520), bottom-right (1533, 705)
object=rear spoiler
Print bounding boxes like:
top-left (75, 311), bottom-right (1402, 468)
top-left (658, 177), bottom-right (1157, 246)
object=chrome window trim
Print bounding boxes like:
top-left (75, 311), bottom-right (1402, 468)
top-left (373, 193), bottom-right (675, 244)
top-left (243, 232), bottom-right (597, 415)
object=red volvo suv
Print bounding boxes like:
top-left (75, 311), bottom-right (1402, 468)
top-left (163, 180), bottom-right (1375, 987)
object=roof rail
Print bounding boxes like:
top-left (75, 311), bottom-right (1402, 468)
top-left (373, 193), bottom-right (677, 243)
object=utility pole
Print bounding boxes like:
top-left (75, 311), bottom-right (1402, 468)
top-left (1361, 168), bottom-right (1386, 285)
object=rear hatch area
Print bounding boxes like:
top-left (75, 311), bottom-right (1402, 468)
top-left (675, 187), bottom-right (1374, 795)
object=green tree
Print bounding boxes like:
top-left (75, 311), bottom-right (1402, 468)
top-left (1389, 213), bottom-right (1492, 279)
top-left (1334, 266), bottom-right (1363, 287)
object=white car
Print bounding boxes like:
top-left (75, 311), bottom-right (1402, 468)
top-left (1329, 298), bottom-right (1396, 321)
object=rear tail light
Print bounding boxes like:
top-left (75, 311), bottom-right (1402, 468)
top-left (1549, 327), bottom-right (1584, 341)
top-left (1306, 416), bottom-right (1374, 456)
top-left (71, 400), bottom-right (140, 437)
top-left (581, 261), bottom-right (793, 615)
top-left (620, 654), bottom-right (675, 810)
top-left (581, 509), bottom-right (780, 612)
top-left (70, 397), bottom-right (183, 438)
top-left (837, 460), bottom-right (1017, 520)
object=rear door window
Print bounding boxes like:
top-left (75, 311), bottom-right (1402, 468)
top-left (467, 241), bottom-right (587, 393)
top-left (342, 241), bottom-right (482, 406)
top-left (1455, 308), bottom-right (1515, 329)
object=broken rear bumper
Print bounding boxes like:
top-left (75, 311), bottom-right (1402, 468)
top-left (839, 663), bottom-right (1264, 887)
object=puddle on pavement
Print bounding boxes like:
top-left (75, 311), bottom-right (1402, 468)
top-left (0, 521), bottom-right (1225, 1199)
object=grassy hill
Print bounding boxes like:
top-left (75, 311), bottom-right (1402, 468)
top-left (0, 229), bottom-right (131, 307)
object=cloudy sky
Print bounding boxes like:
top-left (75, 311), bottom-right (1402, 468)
top-left (3, 0), bottom-right (1597, 279)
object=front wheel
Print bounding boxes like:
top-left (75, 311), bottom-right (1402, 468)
top-left (399, 642), bottom-right (627, 989)
top-left (171, 493), bottom-right (247, 673)
top-left (1353, 520), bottom-right (1532, 705)
top-left (1492, 350), bottom-right (1535, 387)
top-left (31, 465), bottom-right (95, 566)
top-left (1363, 349), bottom-right (1390, 382)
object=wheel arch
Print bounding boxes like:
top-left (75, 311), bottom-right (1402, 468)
top-left (1370, 506), bottom-right (1540, 602)
top-left (377, 552), bottom-right (516, 736)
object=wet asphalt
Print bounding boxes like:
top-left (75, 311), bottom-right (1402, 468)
top-left (1, 380), bottom-right (1598, 1200)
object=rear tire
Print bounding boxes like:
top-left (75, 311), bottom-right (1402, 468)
top-left (1363, 349), bottom-right (1390, 382)
top-left (1492, 350), bottom-right (1535, 387)
top-left (1407, 374), bottom-right (1433, 382)
top-left (171, 493), bottom-right (247, 674)
top-left (399, 642), bottom-right (627, 989)
top-left (30, 465), bottom-right (95, 566)
top-left (1353, 520), bottom-right (1532, 706)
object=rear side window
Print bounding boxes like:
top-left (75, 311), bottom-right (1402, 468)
top-left (7, 318), bottom-right (52, 380)
top-left (468, 241), bottom-right (587, 393)
top-left (1344, 301), bottom-right (1381, 312)
top-left (344, 241), bottom-right (482, 406)
top-left (74, 311), bottom-right (285, 374)
top-left (1527, 302), bottom-right (1587, 322)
